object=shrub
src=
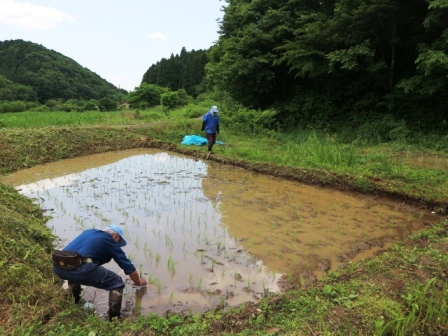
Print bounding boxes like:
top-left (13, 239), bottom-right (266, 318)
top-left (0, 101), bottom-right (27, 113)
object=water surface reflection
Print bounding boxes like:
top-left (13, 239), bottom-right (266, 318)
top-left (1, 149), bottom-right (440, 317)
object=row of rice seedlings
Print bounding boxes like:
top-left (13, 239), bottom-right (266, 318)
top-left (19, 154), bottom-right (287, 314)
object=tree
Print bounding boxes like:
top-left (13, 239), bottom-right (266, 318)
top-left (0, 40), bottom-right (124, 103)
top-left (0, 75), bottom-right (37, 101)
top-left (206, 0), bottom-right (297, 109)
top-left (126, 83), bottom-right (169, 108)
top-left (98, 97), bottom-right (117, 111)
top-left (160, 91), bottom-right (180, 112)
top-left (142, 47), bottom-right (208, 97)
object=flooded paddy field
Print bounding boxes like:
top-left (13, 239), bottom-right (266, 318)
top-left (1, 148), bottom-right (441, 318)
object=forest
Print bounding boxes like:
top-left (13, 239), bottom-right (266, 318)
top-left (1, 0), bottom-right (447, 134)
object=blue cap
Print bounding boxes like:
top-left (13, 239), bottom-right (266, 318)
top-left (210, 105), bottom-right (219, 113)
top-left (103, 225), bottom-right (127, 247)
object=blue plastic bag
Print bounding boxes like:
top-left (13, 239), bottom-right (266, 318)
top-left (181, 135), bottom-right (224, 146)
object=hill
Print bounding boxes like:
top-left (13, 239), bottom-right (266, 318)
top-left (0, 39), bottom-right (126, 103)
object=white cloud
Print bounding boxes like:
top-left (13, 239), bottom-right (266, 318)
top-left (149, 32), bottom-right (168, 40)
top-left (0, 0), bottom-right (74, 30)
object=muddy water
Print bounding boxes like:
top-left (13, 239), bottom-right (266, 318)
top-left (1, 149), bottom-right (440, 317)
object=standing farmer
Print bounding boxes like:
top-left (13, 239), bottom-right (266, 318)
top-left (201, 105), bottom-right (220, 158)
top-left (52, 225), bottom-right (147, 320)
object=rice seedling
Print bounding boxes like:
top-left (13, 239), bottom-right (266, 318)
top-left (147, 274), bottom-right (157, 285)
top-left (153, 252), bottom-right (161, 266)
top-left (155, 278), bottom-right (162, 295)
top-left (167, 255), bottom-right (176, 275)
top-left (165, 233), bottom-right (173, 248)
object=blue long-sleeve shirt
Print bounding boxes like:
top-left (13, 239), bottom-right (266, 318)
top-left (63, 229), bottom-right (136, 275)
top-left (202, 112), bottom-right (220, 134)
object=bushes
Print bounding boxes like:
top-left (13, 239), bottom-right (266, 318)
top-left (0, 100), bottom-right (27, 113)
top-left (222, 106), bottom-right (278, 134)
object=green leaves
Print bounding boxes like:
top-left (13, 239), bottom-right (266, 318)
top-left (0, 40), bottom-right (122, 103)
top-left (327, 40), bottom-right (375, 72)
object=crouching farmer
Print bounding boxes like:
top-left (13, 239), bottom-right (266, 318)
top-left (52, 225), bottom-right (147, 320)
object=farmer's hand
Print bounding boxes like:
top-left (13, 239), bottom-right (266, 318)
top-left (129, 270), bottom-right (147, 286)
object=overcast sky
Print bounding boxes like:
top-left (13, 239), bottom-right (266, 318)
top-left (0, 0), bottom-right (224, 91)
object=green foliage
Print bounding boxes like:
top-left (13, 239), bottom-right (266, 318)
top-left (0, 75), bottom-right (37, 101)
top-left (98, 97), bottom-right (117, 111)
top-left (222, 106), bottom-right (278, 134)
top-left (82, 99), bottom-right (99, 111)
top-left (176, 88), bottom-right (192, 105)
top-left (375, 278), bottom-right (448, 336)
top-left (142, 47), bottom-right (207, 97)
top-left (0, 100), bottom-right (27, 113)
top-left (0, 40), bottom-right (124, 103)
top-left (160, 91), bottom-right (180, 111)
top-left (209, 0), bottom-right (447, 132)
top-left (127, 83), bottom-right (169, 108)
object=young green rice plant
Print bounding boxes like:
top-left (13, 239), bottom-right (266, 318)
top-left (167, 255), bottom-right (176, 275)
top-left (200, 251), bottom-right (205, 265)
top-left (155, 252), bottom-right (161, 266)
top-left (155, 278), bottom-right (162, 295)
top-left (127, 252), bottom-right (137, 262)
top-left (246, 278), bottom-right (252, 291)
top-left (211, 258), bottom-right (217, 272)
top-left (217, 240), bottom-right (225, 252)
top-left (143, 244), bottom-right (153, 260)
top-left (147, 274), bottom-right (157, 285)
top-left (169, 291), bottom-right (175, 305)
top-left (197, 277), bottom-right (203, 290)
top-left (165, 233), bottom-right (173, 248)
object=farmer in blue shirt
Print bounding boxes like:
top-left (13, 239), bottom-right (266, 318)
top-left (52, 225), bottom-right (147, 320)
top-left (201, 105), bottom-right (220, 157)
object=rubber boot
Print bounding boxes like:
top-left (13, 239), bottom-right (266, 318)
top-left (108, 288), bottom-right (123, 321)
top-left (68, 281), bottom-right (81, 304)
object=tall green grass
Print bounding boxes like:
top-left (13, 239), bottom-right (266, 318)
top-left (375, 278), bottom-right (448, 336)
top-left (0, 109), bottom-right (166, 128)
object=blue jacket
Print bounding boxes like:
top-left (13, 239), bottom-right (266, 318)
top-left (64, 229), bottom-right (136, 275)
top-left (202, 112), bottom-right (220, 134)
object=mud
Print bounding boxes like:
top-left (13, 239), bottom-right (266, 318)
top-left (1, 148), bottom-right (441, 317)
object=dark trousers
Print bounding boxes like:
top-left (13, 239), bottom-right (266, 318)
top-left (53, 262), bottom-right (125, 291)
top-left (206, 133), bottom-right (217, 152)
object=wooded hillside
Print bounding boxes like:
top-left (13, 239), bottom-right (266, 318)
top-left (206, 0), bottom-right (448, 132)
top-left (0, 39), bottom-right (126, 103)
top-left (142, 47), bottom-right (207, 97)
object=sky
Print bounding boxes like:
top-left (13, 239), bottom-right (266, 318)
top-left (0, 0), bottom-right (224, 91)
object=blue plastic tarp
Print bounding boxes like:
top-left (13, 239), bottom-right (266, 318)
top-left (181, 135), bottom-right (224, 146)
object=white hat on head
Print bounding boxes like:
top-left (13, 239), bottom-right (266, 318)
top-left (210, 106), bottom-right (219, 113)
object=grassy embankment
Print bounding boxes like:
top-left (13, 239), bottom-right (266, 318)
top-left (0, 105), bottom-right (447, 335)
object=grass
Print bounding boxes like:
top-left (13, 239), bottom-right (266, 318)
top-left (0, 104), bottom-right (448, 334)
